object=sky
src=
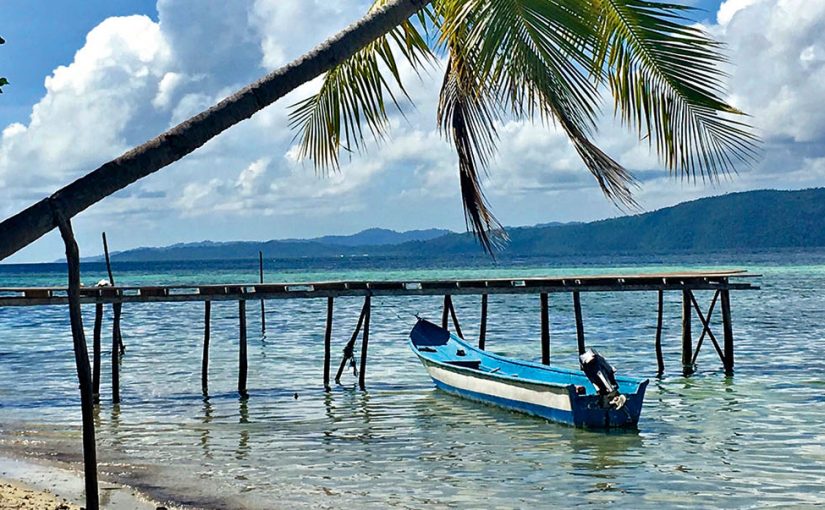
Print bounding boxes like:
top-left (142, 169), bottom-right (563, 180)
top-left (1, 0), bottom-right (824, 262)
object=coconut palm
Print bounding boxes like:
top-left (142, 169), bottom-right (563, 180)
top-left (0, 0), bottom-right (756, 260)
top-left (290, 0), bottom-right (758, 251)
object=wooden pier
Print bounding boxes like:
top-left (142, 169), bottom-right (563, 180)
top-left (0, 269), bottom-right (758, 508)
top-left (0, 270), bottom-right (757, 384)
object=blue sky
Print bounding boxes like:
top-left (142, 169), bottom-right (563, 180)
top-left (2, 0), bottom-right (824, 262)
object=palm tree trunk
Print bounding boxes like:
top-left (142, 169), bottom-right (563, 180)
top-left (0, 0), bottom-right (430, 261)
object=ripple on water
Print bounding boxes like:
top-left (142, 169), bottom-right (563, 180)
top-left (1, 262), bottom-right (825, 508)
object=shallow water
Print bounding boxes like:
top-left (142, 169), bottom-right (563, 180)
top-left (1, 254), bottom-right (824, 508)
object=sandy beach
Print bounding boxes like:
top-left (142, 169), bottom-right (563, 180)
top-left (0, 454), bottom-right (166, 510)
top-left (0, 479), bottom-right (79, 510)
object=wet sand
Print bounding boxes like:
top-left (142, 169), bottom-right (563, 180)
top-left (0, 454), bottom-right (167, 510)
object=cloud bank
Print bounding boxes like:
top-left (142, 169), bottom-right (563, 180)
top-left (1, 0), bottom-right (824, 261)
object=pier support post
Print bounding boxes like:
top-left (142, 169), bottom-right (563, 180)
top-left (93, 303), bottom-right (103, 402)
top-left (324, 297), bottom-right (334, 391)
top-left (112, 303), bottom-right (121, 403)
top-left (655, 290), bottom-right (664, 376)
top-left (53, 202), bottom-right (99, 510)
top-left (259, 251), bottom-right (266, 336)
top-left (448, 297), bottom-right (464, 339)
top-left (479, 294), bottom-right (488, 350)
top-left (202, 301), bottom-right (211, 392)
top-left (682, 289), bottom-right (694, 375)
top-left (721, 288), bottom-right (734, 375)
top-left (573, 291), bottom-right (586, 355)
top-left (358, 295), bottom-right (371, 391)
top-left (239, 300), bottom-right (248, 399)
top-left (335, 300), bottom-right (367, 384)
top-left (102, 232), bottom-right (125, 355)
top-left (441, 295), bottom-right (450, 329)
top-left (540, 293), bottom-right (550, 365)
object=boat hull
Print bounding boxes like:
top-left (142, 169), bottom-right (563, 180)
top-left (409, 320), bottom-right (647, 429)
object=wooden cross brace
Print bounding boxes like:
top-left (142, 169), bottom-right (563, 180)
top-left (688, 289), bottom-right (728, 366)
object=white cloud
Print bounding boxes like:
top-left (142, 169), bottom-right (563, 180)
top-left (0, 15), bottom-right (172, 200)
top-left (4, 0), bottom-right (825, 262)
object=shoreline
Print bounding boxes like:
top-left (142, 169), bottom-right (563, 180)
top-left (0, 452), bottom-right (167, 510)
top-left (0, 421), bottom-right (270, 510)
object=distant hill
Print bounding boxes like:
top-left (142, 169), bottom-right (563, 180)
top-left (289, 227), bottom-right (452, 247)
top-left (98, 188), bottom-right (825, 262)
top-left (98, 228), bottom-right (452, 262)
top-left (380, 188), bottom-right (825, 256)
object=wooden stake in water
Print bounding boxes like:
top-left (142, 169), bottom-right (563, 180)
top-left (479, 294), bottom-right (488, 350)
top-left (239, 300), bottom-right (248, 399)
top-left (655, 290), bottom-right (665, 376)
top-left (102, 232), bottom-right (125, 355)
top-left (324, 297), bottom-right (334, 391)
top-left (540, 293), bottom-right (550, 365)
top-left (682, 289), bottom-right (694, 375)
top-left (259, 251), bottom-right (266, 336)
top-left (573, 291), bottom-right (586, 355)
top-left (93, 303), bottom-right (103, 402)
top-left (202, 301), bottom-right (211, 392)
top-left (53, 203), bottom-right (99, 510)
top-left (358, 295), bottom-right (371, 391)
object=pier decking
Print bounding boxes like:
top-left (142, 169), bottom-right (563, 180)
top-left (0, 270), bottom-right (756, 306)
top-left (0, 270), bottom-right (758, 384)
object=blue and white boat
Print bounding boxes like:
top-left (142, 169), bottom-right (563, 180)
top-left (409, 319), bottom-right (648, 428)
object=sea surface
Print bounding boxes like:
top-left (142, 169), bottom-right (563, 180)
top-left (1, 251), bottom-right (824, 508)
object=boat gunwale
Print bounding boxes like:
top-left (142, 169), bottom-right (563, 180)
top-left (409, 322), bottom-right (648, 395)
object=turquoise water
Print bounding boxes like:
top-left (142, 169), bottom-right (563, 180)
top-left (1, 253), bottom-right (824, 508)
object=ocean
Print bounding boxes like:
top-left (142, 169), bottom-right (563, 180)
top-left (1, 251), bottom-right (824, 508)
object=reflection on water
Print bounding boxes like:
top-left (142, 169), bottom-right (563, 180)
top-left (1, 259), bottom-right (825, 508)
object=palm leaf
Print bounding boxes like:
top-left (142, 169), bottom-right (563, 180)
top-left (592, 0), bottom-right (759, 179)
top-left (288, 1), bottom-right (434, 173)
top-left (435, 2), bottom-right (509, 253)
top-left (442, 0), bottom-right (639, 211)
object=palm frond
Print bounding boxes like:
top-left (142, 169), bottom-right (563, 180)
top-left (288, 1), bottom-right (434, 173)
top-left (592, 0), bottom-right (759, 179)
top-left (438, 56), bottom-right (508, 253)
top-left (443, 0), bottom-right (639, 207)
top-left (435, 3), bottom-right (509, 253)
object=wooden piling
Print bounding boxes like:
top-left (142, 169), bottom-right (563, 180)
top-left (112, 303), bottom-right (121, 403)
top-left (358, 296), bottom-right (371, 391)
top-left (238, 300), bottom-right (248, 398)
top-left (721, 288), bottom-right (734, 375)
top-left (540, 293), bottom-right (550, 365)
top-left (441, 295), bottom-right (450, 329)
top-left (259, 251), bottom-right (266, 336)
top-left (93, 303), bottom-right (103, 402)
top-left (335, 301), bottom-right (366, 384)
top-left (324, 297), bottom-right (333, 391)
top-left (682, 289), bottom-right (694, 375)
top-left (53, 204), bottom-right (99, 510)
top-left (102, 232), bottom-right (124, 355)
top-left (479, 294), bottom-right (488, 350)
top-left (448, 297), bottom-right (464, 339)
top-left (655, 290), bottom-right (664, 376)
top-left (573, 291), bottom-right (585, 355)
top-left (201, 301), bottom-right (211, 392)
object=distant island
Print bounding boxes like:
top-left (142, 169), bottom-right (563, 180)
top-left (95, 188), bottom-right (825, 262)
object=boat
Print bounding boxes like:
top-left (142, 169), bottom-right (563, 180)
top-left (409, 319), bottom-right (648, 428)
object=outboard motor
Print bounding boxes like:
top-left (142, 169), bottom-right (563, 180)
top-left (580, 348), bottom-right (627, 410)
